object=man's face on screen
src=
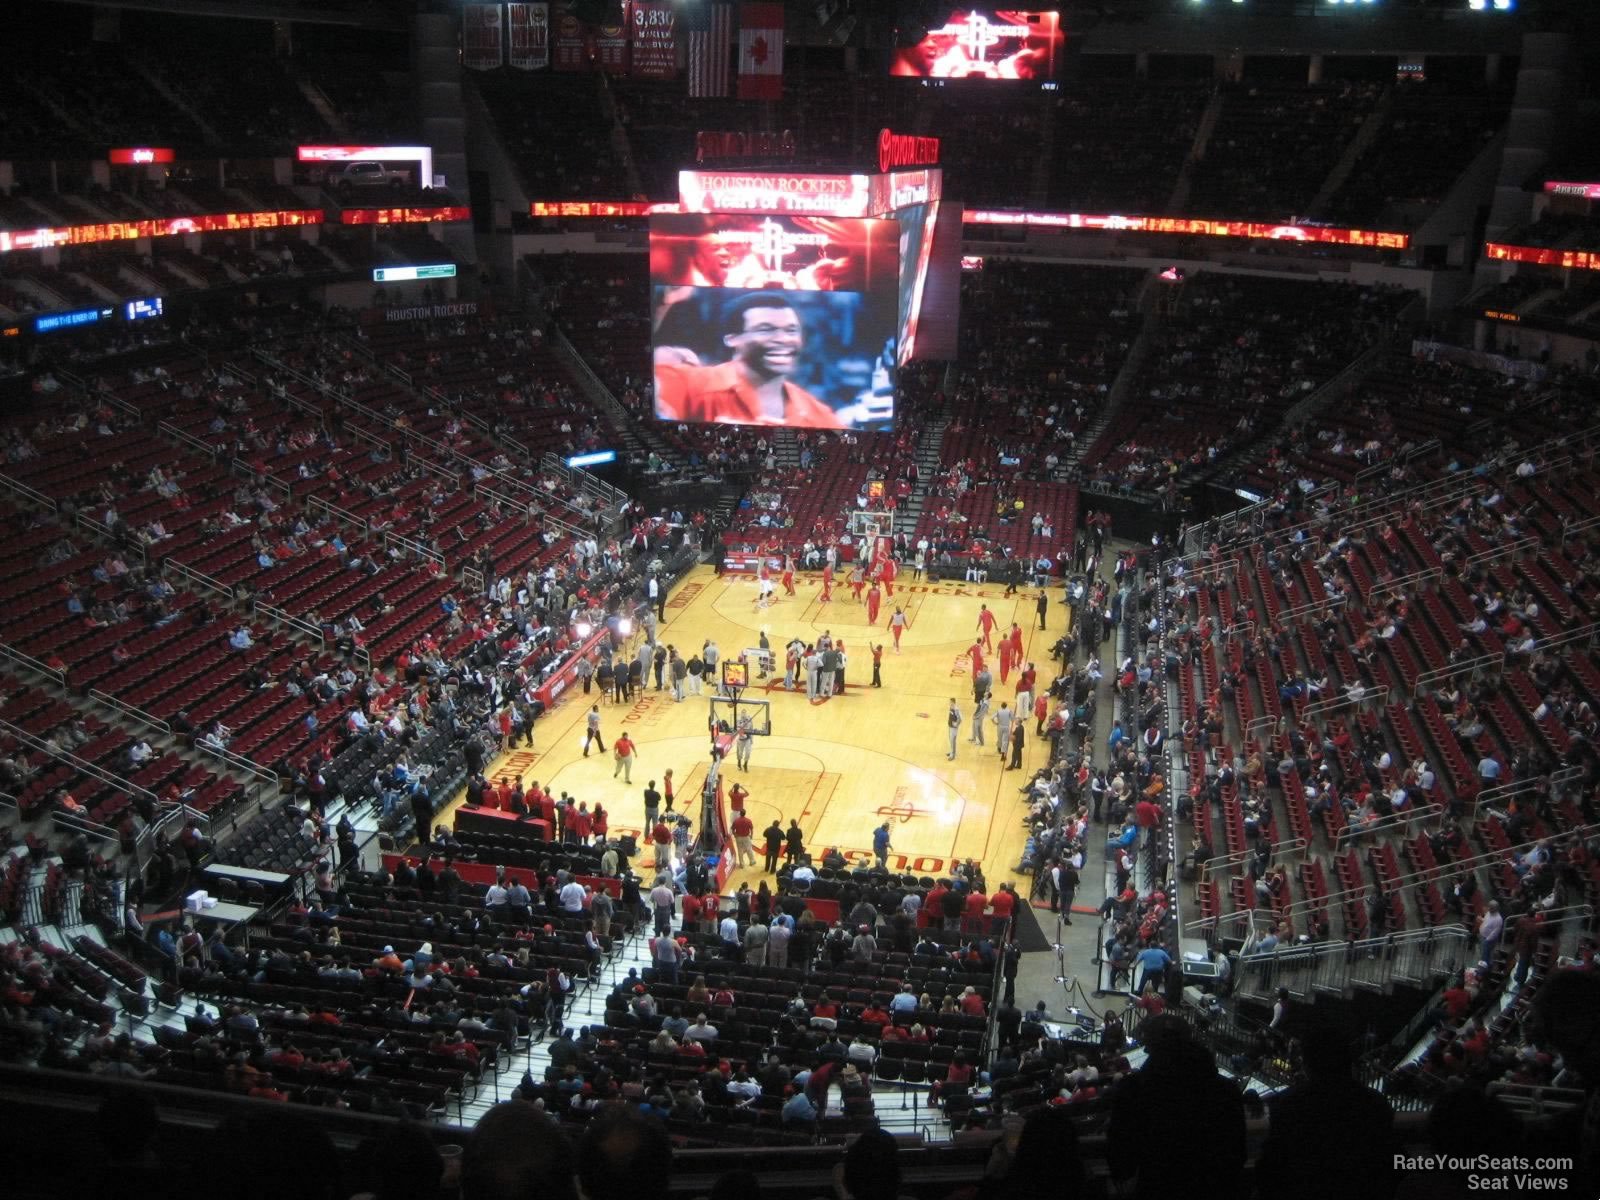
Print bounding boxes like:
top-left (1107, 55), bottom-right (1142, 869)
top-left (691, 236), bottom-right (739, 285)
top-left (726, 306), bottom-right (802, 378)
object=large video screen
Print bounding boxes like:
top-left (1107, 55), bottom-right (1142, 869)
top-left (650, 212), bottom-right (899, 430)
top-left (649, 214), bottom-right (899, 292)
top-left (895, 203), bottom-right (937, 365)
top-left (896, 201), bottom-right (962, 363)
top-left (890, 10), bottom-right (1064, 80)
top-left (651, 286), bottom-right (897, 431)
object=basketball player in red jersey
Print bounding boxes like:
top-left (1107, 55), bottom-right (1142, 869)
top-left (820, 562), bottom-right (833, 603)
top-left (865, 579), bottom-right (882, 625)
top-left (781, 555), bottom-right (796, 596)
top-left (977, 603), bottom-right (997, 652)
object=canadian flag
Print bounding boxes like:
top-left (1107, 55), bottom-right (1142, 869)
top-left (737, 2), bottom-right (783, 100)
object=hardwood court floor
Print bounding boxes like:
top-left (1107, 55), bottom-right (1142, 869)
top-left (451, 564), bottom-right (1067, 890)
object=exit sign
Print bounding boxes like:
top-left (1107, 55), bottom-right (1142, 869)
top-left (372, 263), bottom-right (457, 282)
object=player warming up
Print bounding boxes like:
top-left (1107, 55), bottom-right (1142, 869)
top-left (977, 603), bottom-right (997, 652)
top-left (889, 607), bottom-right (907, 651)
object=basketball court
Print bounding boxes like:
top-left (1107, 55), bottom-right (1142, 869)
top-left (444, 561), bottom-right (1068, 891)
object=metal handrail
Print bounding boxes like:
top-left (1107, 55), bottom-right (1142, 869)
top-left (258, 602), bottom-right (327, 651)
top-left (1277, 587), bottom-right (1349, 626)
top-left (383, 528), bottom-right (444, 570)
top-left (1471, 766), bottom-right (1585, 822)
top-left (1413, 648), bottom-right (1506, 693)
top-left (1332, 802), bottom-right (1445, 852)
top-left (1272, 821), bottom-right (1600, 927)
top-left (88, 691), bottom-right (170, 738)
top-left (0, 641), bottom-right (66, 686)
top-left (158, 420), bottom-right (221, 461)
top-left (0, 471), bottom-right (58, 513)
top-left (1200, 836), bottom-right (1309, 879)
top-left (1300, 684), bottom-right (1390, 725)
top-left (193, 739), bottom-right (280, 791)
top-left (164, 558), bottom-right (235, 603)
top-left (1464, 535), bottom-right (1539, 570)
top-left (306, 493), bottom-right (370, 537)
top-left (0, 718), bottom-right (160, 808)
top-left (51, 808), bottom-right (121, 844)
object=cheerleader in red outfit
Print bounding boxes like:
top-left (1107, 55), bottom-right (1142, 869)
top-left (865, 581), bottom-right (882, 625)
top-left (820, 563), bottom-right (833, 603)
top-left (781, 556), bottom-right (796, 596)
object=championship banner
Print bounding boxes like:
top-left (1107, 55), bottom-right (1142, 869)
top-left (594, 19), bottom-right (629, 74)
top-left (462, 4), bottom-right (505, 71)
top-left (737, 2), bottom-right (784, 100)
top-left (507, 3), bottom-right (550, 70)
top-left (629, 1), bottom-right (677, 79)
top-left (553, 2), bottom-right (588, 71)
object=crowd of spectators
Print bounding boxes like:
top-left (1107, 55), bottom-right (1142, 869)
top-left (1083, 273), bottom-right (1409, 497)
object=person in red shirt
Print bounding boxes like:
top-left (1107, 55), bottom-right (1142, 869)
top-left (1441, 981), bottom-right (1473, 1024)
top-left (728, 782), bottom-right (749, 814)
top-left (571, 803), bottom-right (593, 843)
top-left (731, 810), bottom-right (756, 868)
top-left (969, 641), bottom-right (985, 678)
top-left (922, 882), bottom-right (948, 928)
top-left (478, 779), bottom-right (502, 811)
top-left (977, 604), bottom-right (997, 652)
top-left (1134, 797), bottom-right (1162, 848)
top-left (820, 562), bottom-right (833, 603)
top-left (652, 819), bottom-right (673, 871)
top-left (865, 581), bottom-right (882, 625)
top-left (963, 888), bottom-right (988, 919)
top-left (591, 803), bottom-right (608, 844)
top-left (1015, 663), bottom-right (1036, 699)
top-left (958, 987), bottom-right (986, 1018)
top-left (998, 632), bottom-right (1013, 685)
top-left (782, 555), bottom-right (796, 596)
top-left (859, 999), bottom-right (892, 1030)
top-left (681, 891), bottom-right (704, 930)
top-left (653, 295), bottom-right (845, 430)
top-left (988, 883), bottom-right (1016, 921)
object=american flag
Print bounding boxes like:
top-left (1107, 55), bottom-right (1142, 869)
top-left (686, 2), bottom-right (732, 99)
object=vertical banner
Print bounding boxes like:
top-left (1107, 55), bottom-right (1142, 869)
top-left (553, 2), bottom-right (588, 71)
top-left (462, 3), bottom-right (505, 71)
top-left (594, 19), bottom-right (629, 74)
top-left (687, 2), bottom-right (732, 98)
top-left (629, 1), bottom-right (678, 80)
top-left (736, 1), bottom-right (783, 100)
top-left (507, 2), bottom-right (549, 71)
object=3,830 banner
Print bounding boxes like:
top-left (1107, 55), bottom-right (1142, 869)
top-left (630, 1), bottom-right (677, 80)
